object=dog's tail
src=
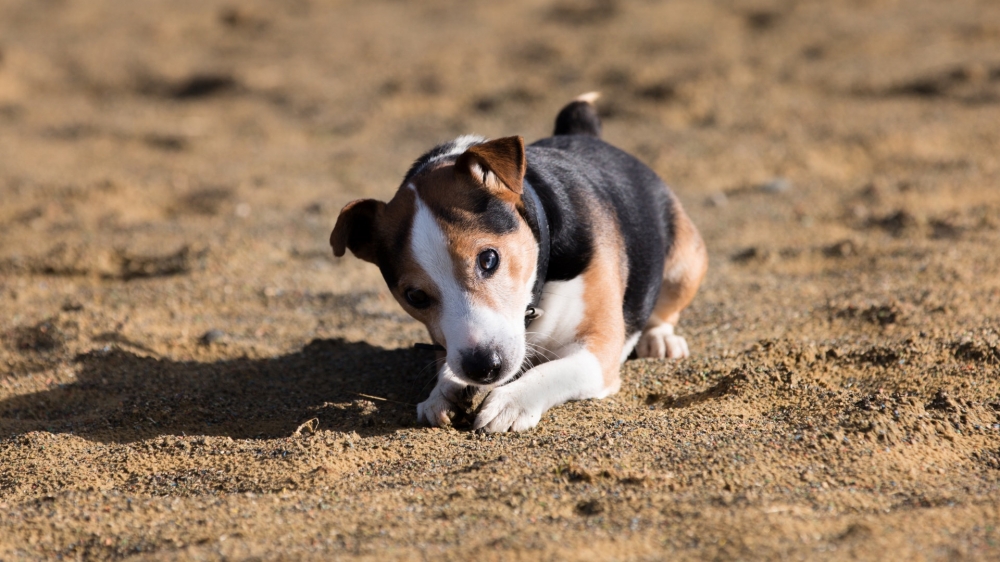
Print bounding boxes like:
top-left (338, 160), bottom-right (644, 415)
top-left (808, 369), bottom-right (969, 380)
top-left (553, 92), bottom-right (601, 138)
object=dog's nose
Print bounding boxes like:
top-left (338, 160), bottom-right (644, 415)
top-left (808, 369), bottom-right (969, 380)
top-left (460, 346), bottom-right (504, 383)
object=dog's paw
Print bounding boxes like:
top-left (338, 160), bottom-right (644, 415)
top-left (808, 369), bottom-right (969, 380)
top-left (637, 324), bottom-right (690, 359)
top-left (416, 388), bottom-right (459, 427)
top-left (473, 386), bottom-right (542, 433)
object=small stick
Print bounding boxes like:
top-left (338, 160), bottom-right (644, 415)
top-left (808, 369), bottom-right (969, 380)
top-left (353, 392), bottom-right (415, 406)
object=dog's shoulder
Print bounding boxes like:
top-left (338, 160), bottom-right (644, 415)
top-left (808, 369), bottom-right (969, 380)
top-left (525, 134), bottom-right (675, 335)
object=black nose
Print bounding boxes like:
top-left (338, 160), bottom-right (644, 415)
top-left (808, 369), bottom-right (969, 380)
top-left (460, 347), bottom-right (504, 383)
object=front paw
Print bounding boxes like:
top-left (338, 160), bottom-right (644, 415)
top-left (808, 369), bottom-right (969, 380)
top-left (637, 323), bottom-right (690, 359)
top-left (416, 388), bottom-right (459, 427)
top-left (473, 385), bottom-right (542, 433)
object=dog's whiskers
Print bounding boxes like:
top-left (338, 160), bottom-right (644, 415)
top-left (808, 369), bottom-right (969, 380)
top-left (417, 356), bottom-right (446, 393)
top-left (524, 340), bottom-right (559, 364)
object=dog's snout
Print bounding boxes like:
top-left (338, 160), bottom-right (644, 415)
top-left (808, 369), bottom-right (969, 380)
top-left (460, 346), bottom-right (504, 383)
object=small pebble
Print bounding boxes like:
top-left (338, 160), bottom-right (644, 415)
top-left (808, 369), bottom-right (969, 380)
top-left (759, 177), bottom-right (792, 193)
top-left (706, 191), bottom-right (729, 207)
top-left (199, 329), bottom-right (225, 345)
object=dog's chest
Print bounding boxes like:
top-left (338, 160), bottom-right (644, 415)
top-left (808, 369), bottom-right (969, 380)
top-left (524, 277), bottom-right (586, 358)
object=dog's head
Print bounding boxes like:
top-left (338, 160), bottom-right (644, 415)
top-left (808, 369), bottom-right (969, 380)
top-left (331, 136), bottom-right (538, 386)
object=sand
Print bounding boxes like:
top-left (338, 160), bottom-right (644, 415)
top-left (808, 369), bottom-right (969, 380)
top-left (2, 0), bottom-right (1000, 559)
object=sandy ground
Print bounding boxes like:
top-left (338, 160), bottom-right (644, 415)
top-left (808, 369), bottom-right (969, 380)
top-left (2, 0), bottom-right (1000, 559)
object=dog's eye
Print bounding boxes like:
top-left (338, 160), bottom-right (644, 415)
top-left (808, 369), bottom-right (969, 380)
top-left (477, 249), bottom-right (500, 275)
top-left (404, 288), bottom-right (432, 309)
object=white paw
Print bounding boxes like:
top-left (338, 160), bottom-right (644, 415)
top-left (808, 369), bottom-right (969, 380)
top-left (473, 385), bottom-right (542, 433)
top-left (416, 387), bottom-right (460, 427)
top-left (637, 324), bottom-right (690, 359)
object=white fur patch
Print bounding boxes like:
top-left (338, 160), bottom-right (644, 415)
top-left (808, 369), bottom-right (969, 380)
top-left (474, 344), bottom-right (606, 433)
top-left (416, 364), bottom-right (467, 427)
top-left (427, 135), bottom-right (487, 167)
top-left (636, 323), bottom-right (690, 359)
top-left (447, 134), bottom-right (487, 156)
top-left (406, 135), bottom-right (488, 180)
top-left (410, 194), bottom-right (462, 313)
top-left (525, 276), bottom-right (586, 359)
top-left (621, 331), bottom-right (641, 363)
top-left (409, 192), bottom-right (525, 383)
top-left (468, 162), bottom-right (503, 192)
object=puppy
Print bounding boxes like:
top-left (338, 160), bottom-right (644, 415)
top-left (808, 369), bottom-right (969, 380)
top-left (331, 94), bottom-right (707, 432)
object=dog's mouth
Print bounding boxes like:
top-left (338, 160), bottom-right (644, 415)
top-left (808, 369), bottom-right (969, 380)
top-left (467, 373), bottom-right (503, 386)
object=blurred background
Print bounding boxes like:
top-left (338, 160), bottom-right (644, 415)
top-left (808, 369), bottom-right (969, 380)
top-left (3, 0), bottom-right (999, 357)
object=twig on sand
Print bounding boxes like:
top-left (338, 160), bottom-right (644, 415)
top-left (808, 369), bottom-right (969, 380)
top-left (353, 392), bottom-right (415, 406)
top-left (293, 418), bottom-right (319, 436)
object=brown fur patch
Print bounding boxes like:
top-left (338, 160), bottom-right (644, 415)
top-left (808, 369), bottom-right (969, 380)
top-left (336, 157), bottom-right (539, 348)
top-left (415, 163), bottom-right (537, 319)
top-left (331, 137), bottom-right (555, 352)
top-left (647, 194), bottom-right (707, 327)
top-left (454, 136), bottom-right (526, 201)
top-left (330, 199), bottom-right (385, 264)
top-left (574, 202), bottom-right (629, 391)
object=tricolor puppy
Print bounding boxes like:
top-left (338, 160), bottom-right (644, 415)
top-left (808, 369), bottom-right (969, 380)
top-left (331, 94), bottom-right (707, 432)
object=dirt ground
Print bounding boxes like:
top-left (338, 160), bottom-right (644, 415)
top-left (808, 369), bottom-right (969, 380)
top-left (2, 0), bottom-right (1000, 559)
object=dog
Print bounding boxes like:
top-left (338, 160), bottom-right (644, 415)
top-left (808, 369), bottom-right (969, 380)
top-left (330, 93), bottom-right (707, 432)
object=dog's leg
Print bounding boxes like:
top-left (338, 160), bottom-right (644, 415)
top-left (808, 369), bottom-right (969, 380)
top-left (476, 235), bottom-right (626, 432)
top-left (637, 199), bottom-right (707, 359)
top-left (417, 362), bottom-right (468, 427)
top-left (474, 344), bottom-right (614, 432)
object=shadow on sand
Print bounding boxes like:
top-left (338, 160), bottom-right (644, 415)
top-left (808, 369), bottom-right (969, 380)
top-left (0, 339), bottom-right (441, 443)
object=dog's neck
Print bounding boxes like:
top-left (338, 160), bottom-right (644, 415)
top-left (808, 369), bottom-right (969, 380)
top-left (521, 177), bottom-right (549, 326)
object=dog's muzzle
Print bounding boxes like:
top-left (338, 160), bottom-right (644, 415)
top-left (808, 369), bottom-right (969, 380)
top-left (459, 346), bottom-right (504, 384)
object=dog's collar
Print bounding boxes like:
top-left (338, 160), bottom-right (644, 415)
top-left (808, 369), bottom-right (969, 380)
top-left (521, 178), bottom-right (549, 327)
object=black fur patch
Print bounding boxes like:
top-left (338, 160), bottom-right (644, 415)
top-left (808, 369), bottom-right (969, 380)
top-left (553, 100), bottom-right (602, 137)
top-left (526, 136), bottom-right (673, 334)
top-left (422, 190), bottom-right (519, 235)
top-left (525, 163), bottom-right (594, 282)
top-left (477, 197), bottom-right (519, 234)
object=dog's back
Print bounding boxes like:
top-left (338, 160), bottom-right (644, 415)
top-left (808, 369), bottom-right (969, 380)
top-left (524, 100), bottom-right (675, 336)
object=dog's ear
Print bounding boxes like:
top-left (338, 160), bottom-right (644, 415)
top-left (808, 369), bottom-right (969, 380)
top-left (330, 199), bottom-right (385, 264)
top-left (454, 136), bottom-right (526, 199)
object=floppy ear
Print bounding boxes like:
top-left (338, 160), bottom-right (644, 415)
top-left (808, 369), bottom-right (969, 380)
top-left (330, 199), bottom-right (384, 264)
top-left (454, 136), bottom-right (527, 199)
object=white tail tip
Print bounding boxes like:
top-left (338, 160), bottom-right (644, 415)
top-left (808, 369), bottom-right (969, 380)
top-left (575, 91), bottom-right (601, 104)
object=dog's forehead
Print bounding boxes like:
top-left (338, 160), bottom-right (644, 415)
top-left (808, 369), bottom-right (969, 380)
top-left (411, 164), bottom-right (520, 235)
top-left (374, 164), bottom-right (527, 289)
